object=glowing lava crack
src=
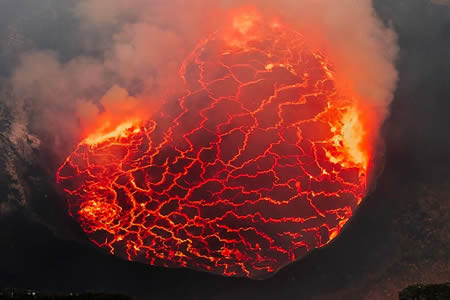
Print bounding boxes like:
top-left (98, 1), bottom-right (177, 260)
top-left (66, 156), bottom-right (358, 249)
top-left (57, 13), bottom-right (370, 278)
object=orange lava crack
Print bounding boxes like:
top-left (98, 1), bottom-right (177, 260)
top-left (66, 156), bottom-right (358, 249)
top-left (57, 12), bottom-right (369, 278)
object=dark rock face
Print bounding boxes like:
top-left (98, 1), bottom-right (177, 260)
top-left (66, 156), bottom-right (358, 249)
top-left (0, 289), bottom-right (135, 300)
top-left (399, 283), bottom-right (450, 300)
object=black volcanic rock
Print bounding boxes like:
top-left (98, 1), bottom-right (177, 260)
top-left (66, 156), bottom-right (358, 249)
top-left (0, 289), bottom-right (135, 300)
top-left (399, 283), bottom-right (450, 300)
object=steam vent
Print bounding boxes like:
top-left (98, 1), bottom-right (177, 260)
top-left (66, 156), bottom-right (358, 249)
top-left (57, 11), bottom-right (370, 278)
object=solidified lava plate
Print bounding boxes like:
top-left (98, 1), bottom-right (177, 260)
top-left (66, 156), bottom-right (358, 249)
top-left (57, 11), bottom-right (370, 278)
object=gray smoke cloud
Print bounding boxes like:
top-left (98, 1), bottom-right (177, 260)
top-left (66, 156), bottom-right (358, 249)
top-left (10, 0), bottom-right (398, 160)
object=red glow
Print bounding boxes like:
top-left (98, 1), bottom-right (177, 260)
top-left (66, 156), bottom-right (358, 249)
top-left (57, 11), bottom-right (370, 278)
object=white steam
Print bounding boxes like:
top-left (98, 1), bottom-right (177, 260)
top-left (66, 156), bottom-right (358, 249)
top-left (11, 0), bottom-right (398, 158)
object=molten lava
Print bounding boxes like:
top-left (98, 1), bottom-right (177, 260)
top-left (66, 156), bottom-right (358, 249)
top-left (57, 11), bottom-right (370, 278)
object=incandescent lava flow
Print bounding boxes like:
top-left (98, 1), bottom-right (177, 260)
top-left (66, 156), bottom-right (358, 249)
top-left (57, 11), bottom-right (372, 278)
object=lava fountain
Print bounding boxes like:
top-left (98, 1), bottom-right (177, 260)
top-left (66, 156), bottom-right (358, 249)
top-left (57, 11), bottom-right (372, 278)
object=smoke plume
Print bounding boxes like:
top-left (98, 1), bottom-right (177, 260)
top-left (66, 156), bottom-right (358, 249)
top-left (11, 0), bottom-right (398, 161)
